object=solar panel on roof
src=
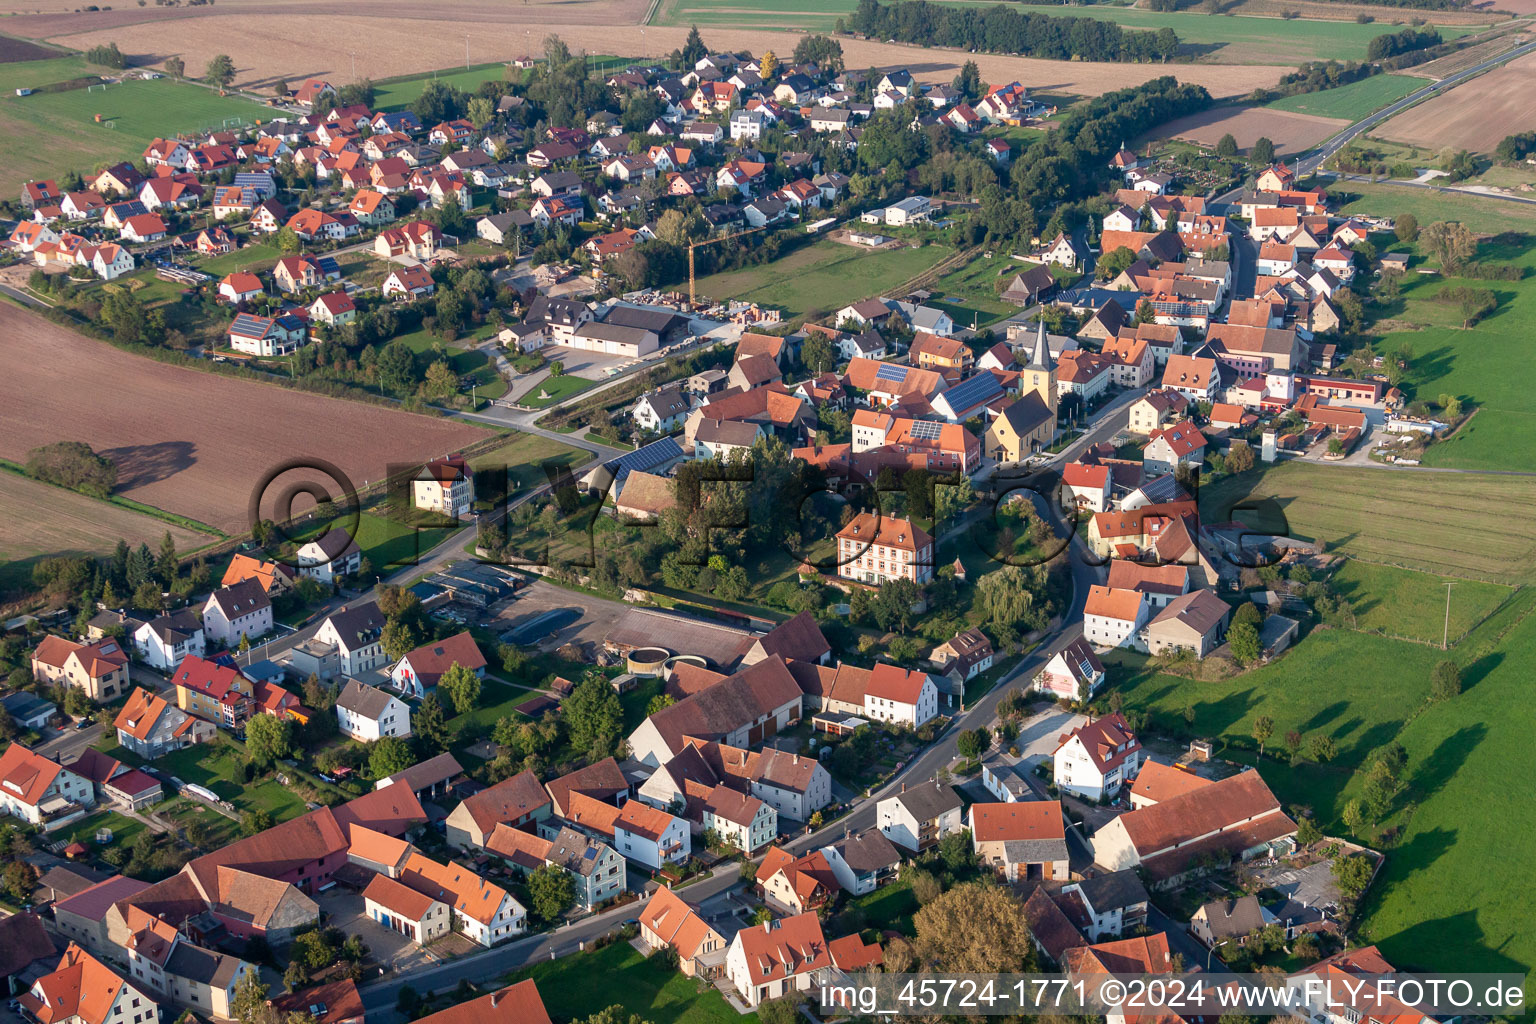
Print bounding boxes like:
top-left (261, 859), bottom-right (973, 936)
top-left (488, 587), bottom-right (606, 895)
top-left (942, 372), bottom-right (1001, 412)
top-left (907, 419), bottom-right (943, 440)
top-left (875, 363), bottom-right (909, 383)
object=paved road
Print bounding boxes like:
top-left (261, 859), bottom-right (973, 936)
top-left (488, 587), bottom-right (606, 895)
top-left (33, 721), bottom-right (104, 763)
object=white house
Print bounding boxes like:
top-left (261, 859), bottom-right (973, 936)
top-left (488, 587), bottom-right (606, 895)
top-left (863, 664), bottom-right (938, 728)
top-left (133, 610), bottom-right (204, 672)
top-left (1143, 422), bottom-right (1208, 476)
top-left (877, 781), bottom-right (963, 852)
top-left (200, 578), bottom-right (273, 648)
top-left (725, 913), bottom-right (833, 1008)
top-left (0, 744), bottom-right (94, 828)
top-left (413, 454), bottom-right (474, 519)
top-left (1032, 637), bottom-right (1106, 700)
top-left (1083, 585), bottom-right (1149, 651)
top-left (313, 602), bottom-right (388, 676)
top-left (336, 678), bottom-right (412, 741)
top-left (633, 386), bottom-right (691, 433)
top-left (400, 852), bottom-right (525, 946)
top-left (884, 196), bottom-right (931, 226)
top-left (295, 528), bottom-right (361, 583)
top-left (701, 786), bottom-right (777, 855)
top-left (614, 801), bottom-right (691, 870)
top-left (751, 748), bottom-right (833, 822)
top-left (1053, 713), bottom-right (1143, 801)
top-left (819, 828), bottom-right (901, 896)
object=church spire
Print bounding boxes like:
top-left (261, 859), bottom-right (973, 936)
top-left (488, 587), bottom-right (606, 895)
top-left (1026, 319), bottom-right (1055, 372)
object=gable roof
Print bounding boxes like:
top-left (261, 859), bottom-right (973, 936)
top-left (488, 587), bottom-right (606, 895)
top-left (457, 771), bottom-right (551, 833)
top-left (1056, 713), bottom-right (1139, 774)
top-left (750, 611), bottom-right (831, 664)
top-left (1115, 770), bottom-right (1293, 862)
top-left (544, 757), bottom-right (628, 817)
top-left (639, 886), bottom-right (720, 961)
top-left (412, 981), bottom-right (552, 1024)
top-left (642, 656), bottom-right (803, 756)
top-left (887, 780), bottom-right (961, 821)
top-left (0, 744), bottom-right (66, 807)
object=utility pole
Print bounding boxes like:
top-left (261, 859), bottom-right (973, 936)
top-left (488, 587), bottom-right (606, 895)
top-left (465, 35), bottom-right (471, 70)
top-left (349, 51), bottom-right (357, 82)
top-left (1443, 581), bottom-right (1454, 650)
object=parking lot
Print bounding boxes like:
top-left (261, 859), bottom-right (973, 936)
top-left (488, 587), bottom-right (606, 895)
top-left (541, 345), bottom-right (636, 381)
top-left (490, 579), bottom-right (635, 651)
top-left (316, 886), bottom-right (439, 973)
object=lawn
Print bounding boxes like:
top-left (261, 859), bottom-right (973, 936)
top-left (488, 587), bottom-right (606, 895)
top-left (502, 939), bottom-right (753, 1024)
top-left (519, 372), bottom-right (596, 408)
top-left (925, 253), bottom-right (1021, 329)
top-left (446, 675), bottom-right (539, 740)
top-left (850, 877), bottom-right (919, 935)
top-left (1114, 591), bottom-right (1536, 976)
top-left (468, 432), bottom-right (588, 501)
top-left (56, 810), bottom-right (149, 849)
top-left (390, 325), bottom-right (509, 400)
top-left (1268, 74), bottom-right (1428, 120)
top-left (373, 64), bottom-right (514, 112)
top-left (0, 53), bottom-right (96, 94)
top-left (196, 241), bottom-right (284, 277)
top-left (0, 76), bottom-right (272, 193)
top-left (351, 512), bottom-right (464, 572)
top-left (0, 468), bottom-right (217, 596)
top-left (1195, 462), bottom-right (1536, 584)
top-left (687, 237), bottom-right (956, 320)
top-left (1337, 183), bottom-right (1536, 234)
top-left (145, 739), bottom-right (310, 820)
top-left (1326, 560), bottom-right (1512, 646)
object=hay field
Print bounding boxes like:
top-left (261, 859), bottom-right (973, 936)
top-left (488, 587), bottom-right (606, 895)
top-left (0, 470), bottom-right (216, 595)
top-left (16, 7), bottom-right (1291, 99)
top-left (1199, 461), bottom-right (1536, 585)
top-left (0, 306), bottom-right (489, 534)
top-left (1155, 104), bottom-right (1349, 155)
top-left (1376, 51), bottom-right (1536, 152)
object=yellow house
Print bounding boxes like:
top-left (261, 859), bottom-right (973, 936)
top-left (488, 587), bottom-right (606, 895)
top-left (985, 320), bottom-right (1057, 462)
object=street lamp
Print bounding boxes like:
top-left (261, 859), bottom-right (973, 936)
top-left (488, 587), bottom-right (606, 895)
top-left (1207, 938), bottom-right (1229, 971)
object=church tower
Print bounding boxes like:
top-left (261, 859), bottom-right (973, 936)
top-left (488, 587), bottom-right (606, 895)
top-left (1024, 320), bottom-right (1057, 415)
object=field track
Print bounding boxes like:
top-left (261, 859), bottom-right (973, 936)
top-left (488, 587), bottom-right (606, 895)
top-left (0, 305), bottom-right (489, 534)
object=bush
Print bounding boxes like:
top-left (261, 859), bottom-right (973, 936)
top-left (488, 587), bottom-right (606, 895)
top-left (25, 441), bottom-right (117, 498)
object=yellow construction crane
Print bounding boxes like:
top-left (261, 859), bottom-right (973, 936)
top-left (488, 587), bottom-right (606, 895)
top-left (688, 223), bottom-right (770, 308)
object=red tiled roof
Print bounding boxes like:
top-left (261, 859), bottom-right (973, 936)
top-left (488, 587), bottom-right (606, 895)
top-left (969, 800), bottom-right (1065, 842)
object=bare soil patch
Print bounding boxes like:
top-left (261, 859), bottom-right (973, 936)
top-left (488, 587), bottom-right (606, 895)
top-left (1156, 103), bottom-right (1349, 155)
top-left (1393, 29), bottom-right (1531, 79)
top-left (0, 32), bottom-right (61, 60)
top-left (1377, 50), bottom-right (1536, 152)
top-left (42, 11), bottom-right (1289, 98)
top-left (0, 306), bottom-right (489, 533)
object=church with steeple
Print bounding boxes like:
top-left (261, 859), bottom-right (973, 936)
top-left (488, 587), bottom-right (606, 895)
top-left (984, 320), bottom-right (1059, 463)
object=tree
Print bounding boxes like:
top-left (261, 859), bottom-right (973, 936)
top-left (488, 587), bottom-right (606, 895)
top-left (369, 736), bottom-right (415, 779)
top-left (1284, 729), bottom-right (1303, 762)
top-left (1134, 298), bottom-right (1156, 326)
top-left (1394, 213), bottom-right (1418, 243)
top-left (231, 968), bottom-right (278, 1024)
top-left (1332, 852), bottom-right (1374, 902)
top-left (245, 714), bottom-right (293, 766)
top-left (439, 662), bottom-right (483, 713)
top-left (1420, 220), bottom-right (1476, 269)
top-left (381, 620), bottom-right (418, 662)
top-left (26, 441), bottom-right (116, 498)
top-left (1251, 714), bottom-right (1275, 756)
top-left (1250, 136), bottom-right (1275, 166)
top-left (2, 860), bottom-right (34, 903)
top-left (1226, 441), bottom-right (1255, 474)
top-left (938, 828), bottom-right (975, 872)
top-left (376, 339), bottom-right (419, 395)
top-left (562, 675), bottom-right (623, 759)
top-left (415, 694), bottom-right (449, 753)
top-left (1228, 620), bottom-right (1261, 666)
top-left (1309, 734), bottom-right (1337, 762)
top-left (1430, 660), bottom-right (1461, 701)
top-left (801, 331), bottom-right (834, 374)
top-left (206, 54), bottom-right (236, 88)
top-left (956, 727), bottom-right (990, 760)
top-left (793, 34), bottom-right (845, 71)
top-left (760, 51), bottom-right (779, 80)
top-left (646, 693), bottom-right (675, 716)
top-left (681, 24), bottom-right (707, 67)
top-left (466, 95), bottom-right (495, 129)
top-left (975, 564), bottom-right (1043, 632)
top-left (1216, 133), bottom-right (1238, 158)
top-left (913, 883), bottom-right (1036, 973)
top-left (164, 56), bottom-right (185, 78)
top-left (1096, 245), bottom-right (1139, 281)
top-left (528, 863), bottom-right (576, 922)
top-left (241, 810), bottom-right (275, 837)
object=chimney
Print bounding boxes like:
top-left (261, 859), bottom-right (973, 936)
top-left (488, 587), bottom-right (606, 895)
top-left (792, 753), bottom-right (798, 765)
top-left (490, 992), bottom-right (502, 1009)
top-left (900, 782), bottom-right (906, 793)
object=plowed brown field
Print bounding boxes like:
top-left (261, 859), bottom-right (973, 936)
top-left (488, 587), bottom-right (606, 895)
top-left (0, 305), bottom-right (488, 532)
top-left (1157, 104), bottom-right (1349, 155)
top-left (1376, 50), bottom-right (1536, 152)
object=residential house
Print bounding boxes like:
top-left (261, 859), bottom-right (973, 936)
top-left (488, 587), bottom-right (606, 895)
top-left (133, 610), bottom-right (204, 671)
top-left (1143, 422), bottom-right (1208, 476)
top-left (200, 578), bottom-right (273, 647)
top-left (1083, 585), bottom-right (1149, 651)
top-left (632, 386), bottom-right (692, 433)
top-left (228, 312), bottom-right (307, 357)
top-left (487, 824), bottom-right (626, 911)
top-left (382, 264), bottom-right (436, 300)
top-left (1159, 354), bottom-right (1220, 403)
top-left (1054, 713), bottom-right (1143, 800)
top-left (877, 781), bottom-right (963, 852)
top-left (638, 887), bottom-right (727, 978)
top-left (835, 513), bottom-right (933, 586)
top-left (363, 873), bottom-right (449, 945)
top-left (1061, 462), bottom-right (1112, 515)
top-left (864, 663), bottom-right (939, 728)
top-left (19, 945), bottom-right (157, 1024)
top-left (30, 635), bottom-right (129, 702)
top-left (397, 852), bottom-right (526, 945)
top-left (725, 913), bottom-right (832, 1008)
top-left (311, 602), bottom-right (386, 675)
top-left (703, 786), bottom-right (777, 855)
top-left (295, 528), bottom-right (361, 582)
top-left (408, 982), bottom-right (552, 1024)
top-left (756, 848), bottom-right (840, 915)
top-left (0, 745), bottom-right (93, 829)
top-left (1142, 589), bottom-right (1230, 658)
top-left (819, 828), bottom-right (901, 896)
top-left (1191, 895), bottom-right (1269, 947)
top-left (309, 291), bottom-right (357, 327)
top-left (114, 688), bottom-right (214, 760)
top-left (336, 680), bottom-right (411, 741)
top-left (1126, 388), bottom-right (1190, 433)
top-left (970, 801), bottom-right (1069, 882)
top-left (626, 656), bottom-right (804, 767)
top-left (374, 221), bottom-right (442, 260)
top-left (413, 454), bottom-right (474, 519)
top-left (1032, 637), bottom-right (1106, 700)
top-left (929, 627), bottom-right (994, 684)
top-left (445, 771), bottom-right (552, 849)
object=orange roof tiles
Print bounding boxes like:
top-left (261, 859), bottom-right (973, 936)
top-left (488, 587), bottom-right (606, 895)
top-left (1084, 585), bottom-right (1145, 623)
top-left (969, 800), bottom-right (1065, 843)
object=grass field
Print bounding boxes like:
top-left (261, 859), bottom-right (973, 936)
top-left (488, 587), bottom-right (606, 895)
top-left (502, 940), bottom-right (752, 1024)
top-left (0, 53), bottom-right (94, 94)
top-left (519, 372), bottom-right (597, 408)
top-left (1326, 560), bottom-right (1512, 645)
top-left (0, 469), bottom-right (216, 596)
top-left (1197, 462), bottom-right (1536, 584)
top-left (391, 325), bottom-right (509, 400)
top-left (1114, 590), bottom-right (1536, 975)
top-left (1337, 183), bottom-right (1536, 234)
top-left (925, 253), bottom-right (1023, 328)
top-left (1268, 74), bottom-right (1428, 120)
top-left (689, 238), bottom-right (956, 320)
top-left (145, 739), bottom-right (309, 820)
top-left (0, 73), bottom-right (273, 192)
top-left (372, 54), bottom-right (629, 111)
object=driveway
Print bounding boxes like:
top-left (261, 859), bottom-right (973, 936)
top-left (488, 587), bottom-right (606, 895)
top-left (1011, 708), bottom-right (1087, 769)
top-left (541, 345), bottom-right (636, 381)
top-left (317, 887), bottom-right (436, 973)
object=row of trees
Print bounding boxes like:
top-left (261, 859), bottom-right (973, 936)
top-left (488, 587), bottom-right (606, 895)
top-left (1365, 26), bottom-right (1441, 60)
top-left (848, 0), bottom-right (1180, 63)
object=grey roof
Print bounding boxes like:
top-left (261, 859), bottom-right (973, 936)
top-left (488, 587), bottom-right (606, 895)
top-left (1, 692), bottom-right (54, 720)
top-left (385, 752), bottom-right (464, 792)
top-left (324, 601), bottom-right (386, 646)
top-left (336, 679), bottom-right (395, 718)
top-left (1197, 894), bottom-right (1266, 938)
top-left (206, 577), bottom-right (271, 619)
top-left (546, 826), bottom-right (612, 877)
top-left (1003, 837), bottom-right (1070, 863)
top-left (890, 780), bottom-right (962, 822)
top-left (306, 526), bottom-right (361, 562)
top-left (603, 304), bottom-right (688, 336)
top-left (1149, 589), bottom-right (1229, 636)
top-left (574, 321), bottom-right (656, 346)
top-left (984, 760), bottom-right (1032, 798)
top-left (607, 436), bottom-right (685, 479)
top-left (1070, 869), bottom-right (1148, 914)
top-left (830, 828), bottom-right (900, 873)
top-left (144, 608), bottom-right (202, 644)
top-left (696, 418), bottom-right (762, 447)
top-left (165, 940), bottom-right (243, 988)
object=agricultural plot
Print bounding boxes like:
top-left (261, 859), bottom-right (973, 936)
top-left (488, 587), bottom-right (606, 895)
top-left (1325, 560), bottom-right (1511, 645)
top-left (1376, 50), bottom-right (1536, 153)
top-left (688, 237), bottom-right (956, 320)
top-left (0, 470), bottom-right (216, 596)
top-left (0, 306), bottom-right (489, 534)
top-left (1338, 183), bottom-right (1536, 233)
top-left (1155, 104), bottom-right (1348, 157)
top-left (0, 73), bottom-right (272, 193)
top-left (1267, 73), bottom-right (1428, 120)
top-left (1196, 461), bottom-right (1536, 584)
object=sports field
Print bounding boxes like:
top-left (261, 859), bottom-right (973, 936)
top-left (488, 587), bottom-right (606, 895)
top-left (689, 237), bottom-right (956, 320)
top-left (1267, 73), bottom-right (1428, 120)
top-left (1114, 589), bottom-right (1536, 976)
top-left (0, 469), bottom-right (216, 596)
top-left (0, 72), bottom-right (272, 192)
top-left (1198, 462), bottom-right (1536, 584)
